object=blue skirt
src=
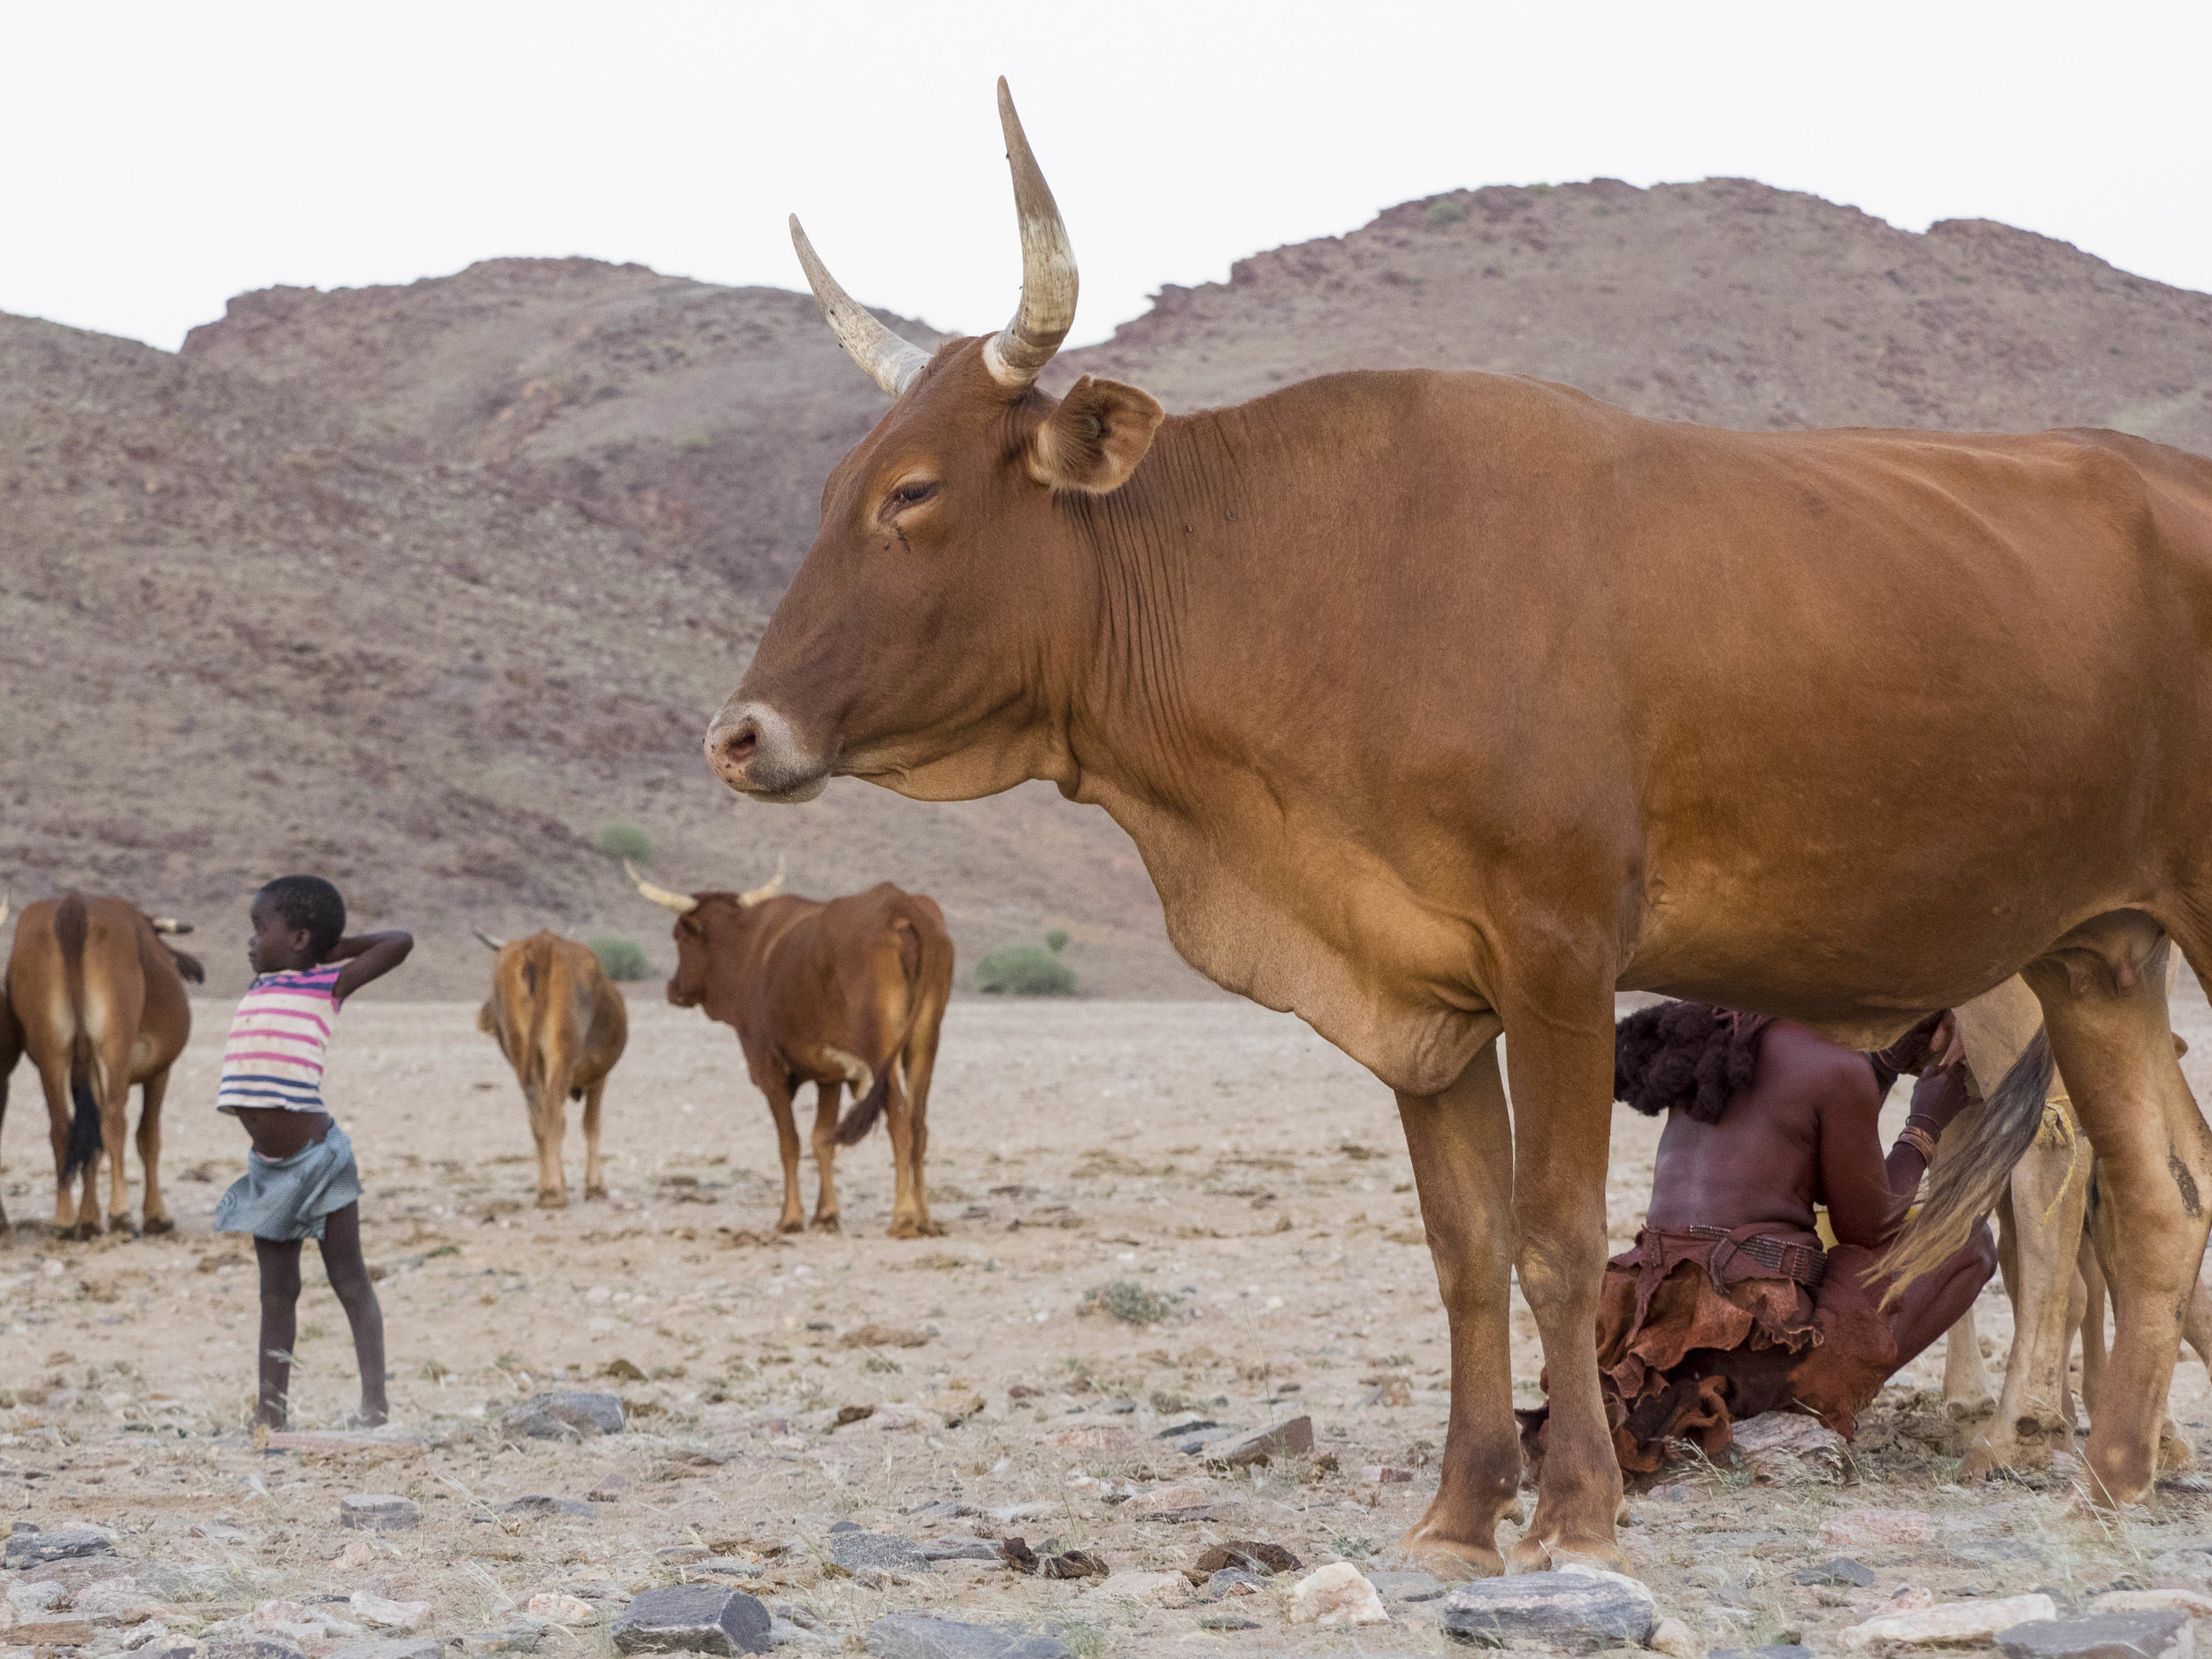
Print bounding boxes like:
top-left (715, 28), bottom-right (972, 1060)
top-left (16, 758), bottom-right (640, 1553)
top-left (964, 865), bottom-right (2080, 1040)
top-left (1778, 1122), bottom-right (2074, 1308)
top-left (213, 1127), bottom-right (362, 1241)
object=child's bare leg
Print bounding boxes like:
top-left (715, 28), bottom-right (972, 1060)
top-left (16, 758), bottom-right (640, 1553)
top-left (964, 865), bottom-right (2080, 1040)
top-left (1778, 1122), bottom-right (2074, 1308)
top-left (254, 1237), bottom-right (303, 1428)
top-left (319, 1202), bottom-right (388, 1425)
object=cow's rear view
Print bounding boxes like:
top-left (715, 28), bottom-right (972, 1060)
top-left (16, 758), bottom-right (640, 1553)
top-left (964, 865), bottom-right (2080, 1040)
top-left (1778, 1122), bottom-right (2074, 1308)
top-left (475, 931), bottom-right (628, 1208)
top-left (632, 864), bottom-right (954, 1236)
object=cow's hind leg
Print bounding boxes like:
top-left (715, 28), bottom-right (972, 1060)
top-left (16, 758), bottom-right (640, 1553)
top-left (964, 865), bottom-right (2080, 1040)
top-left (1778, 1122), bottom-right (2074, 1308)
top-left (97, 1032), bottom-right (135, 1237)
top-left (534, 1059), bottom-right (574, 1209)
top-left (2083, 1170), bottom-right (2197, 1471)
top-left (581, 1077), bottom-right (608, 1201)
top-left (884, 1063), bottom-right (926, 1239)
top-left (1395, 1040), bottom-right (1517, 1579)
top-left (2028, 920), bottom-right (2208, 1506)
top-left (1943, 1303), bottom-right (1994, 1421)
top-left (763, 1078), bottom-right (805, 1233)
top-left (35, 1056), bottom-right (80, 1236)
top-left (1962, 1108), bottom-right (2091, 1476)
top-left (809, 1081), bottom-right (842, 1232)
top-left (137, 1069), bottom-right (173, 1234)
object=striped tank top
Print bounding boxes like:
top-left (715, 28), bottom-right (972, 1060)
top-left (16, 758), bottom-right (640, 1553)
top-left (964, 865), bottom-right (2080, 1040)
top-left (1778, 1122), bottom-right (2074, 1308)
top-left (216, 963), bottom-right (345, 1114)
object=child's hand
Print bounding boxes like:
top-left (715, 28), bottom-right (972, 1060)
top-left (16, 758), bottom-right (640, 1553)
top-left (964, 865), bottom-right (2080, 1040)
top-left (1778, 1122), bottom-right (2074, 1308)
top-left (331, 932), bottom-right (414, 1002)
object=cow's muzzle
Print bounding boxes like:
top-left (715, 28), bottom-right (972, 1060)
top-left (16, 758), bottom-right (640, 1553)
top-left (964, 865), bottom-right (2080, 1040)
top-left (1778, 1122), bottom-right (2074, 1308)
top-left (705, 702), bottom-right (829, 803)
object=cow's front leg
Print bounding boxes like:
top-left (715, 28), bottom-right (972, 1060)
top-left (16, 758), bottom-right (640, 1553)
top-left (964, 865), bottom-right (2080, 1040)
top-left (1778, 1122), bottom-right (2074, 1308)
top-left (1503, 983), bottom-right (1624, 1571)
top-left (762, 1078), bottom-right (806, 1233)
top-left (809, 1081), bottom-right (843, 1232)
top-left (1396, 1038), bottom-right (1516, 1578)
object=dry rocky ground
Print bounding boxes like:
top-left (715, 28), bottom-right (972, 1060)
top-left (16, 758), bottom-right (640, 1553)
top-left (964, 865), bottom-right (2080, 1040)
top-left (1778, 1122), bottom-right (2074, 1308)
top-left (7, 995), bottom-right (2212, 1658)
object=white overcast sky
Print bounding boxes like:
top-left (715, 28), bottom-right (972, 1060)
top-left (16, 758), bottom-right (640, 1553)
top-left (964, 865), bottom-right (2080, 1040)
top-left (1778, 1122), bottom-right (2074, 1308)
top-left (4, 0), bottom-right (2208, 354)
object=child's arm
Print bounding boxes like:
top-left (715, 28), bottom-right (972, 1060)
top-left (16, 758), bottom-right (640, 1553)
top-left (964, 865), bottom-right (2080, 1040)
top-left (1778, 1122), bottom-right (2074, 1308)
top-left (326, 931), bottom-right (414, 1002)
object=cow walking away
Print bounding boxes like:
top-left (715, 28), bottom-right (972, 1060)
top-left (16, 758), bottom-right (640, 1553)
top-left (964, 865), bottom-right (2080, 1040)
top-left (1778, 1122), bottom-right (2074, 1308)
top-left (704, 81), bottom-right (2212, 1568)
top-left (628, 863), bottom-right (953, 1237)
top-left (2, 892), bottom-right (202, 1238)
top-left (473, 931), bottom-right (627, 1208)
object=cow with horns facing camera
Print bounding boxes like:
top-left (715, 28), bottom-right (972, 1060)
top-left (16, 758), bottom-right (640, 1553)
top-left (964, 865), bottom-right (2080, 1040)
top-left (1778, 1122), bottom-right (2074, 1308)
top-left (627, 861), bottom-right (952, 1237)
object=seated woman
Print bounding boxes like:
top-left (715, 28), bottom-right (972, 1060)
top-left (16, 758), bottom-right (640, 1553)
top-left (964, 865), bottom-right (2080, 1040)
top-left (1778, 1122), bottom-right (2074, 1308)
top-left (1519, 1002), bottom-right (1998, 1476)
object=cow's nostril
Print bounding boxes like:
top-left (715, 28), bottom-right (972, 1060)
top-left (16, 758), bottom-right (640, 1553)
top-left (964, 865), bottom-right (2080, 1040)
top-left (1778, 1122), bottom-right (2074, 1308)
top-left (720, 727), bottom-right (759, 765)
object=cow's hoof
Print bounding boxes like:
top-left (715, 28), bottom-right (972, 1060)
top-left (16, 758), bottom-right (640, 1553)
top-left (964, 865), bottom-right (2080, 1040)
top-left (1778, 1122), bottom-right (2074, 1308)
top-left (777, 1217), bottom-right (806, 1235)
top-left (68, 1218), bottom-right (98, 1242)
top-left (142, 1215), bottom-right (174, 1236)
top-left (810, 1215), bottom-right (841, 1233)
top-left (536, 1189), bottom-right (567, 1210)
top-left (1394, 1527), bottom-right (1504, 1581)
top-left (108, 1214), bottom-right (142, 1240)
top-left (1509, 1532), bottom-right (1625, 1574)
top-left (887, 1218), bottom-right (925, 1240)
top-left (584, 1185), bottom-right (608, 1202)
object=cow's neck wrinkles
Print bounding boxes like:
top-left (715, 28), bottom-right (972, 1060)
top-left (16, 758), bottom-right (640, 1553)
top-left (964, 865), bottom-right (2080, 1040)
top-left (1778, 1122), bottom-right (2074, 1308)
top-left (1049, 397), bottom-right (1503, 1094)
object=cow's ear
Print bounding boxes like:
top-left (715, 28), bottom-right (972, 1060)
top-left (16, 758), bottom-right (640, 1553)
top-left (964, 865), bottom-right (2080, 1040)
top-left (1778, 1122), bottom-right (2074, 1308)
top-left (1029, 376), bottom-right (1164, 494)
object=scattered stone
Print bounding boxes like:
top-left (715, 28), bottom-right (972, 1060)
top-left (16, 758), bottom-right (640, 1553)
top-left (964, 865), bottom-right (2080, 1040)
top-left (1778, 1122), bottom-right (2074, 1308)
top-left (1287, 1562), bottom-right (1388, 1626)
top-left (833, 1404), bottom-right (877, 1429)
top-left (1152, 1417), bottom-right (1222, 1440)
top-left (503, 1391), bottom-right (626, 1440)
top-left (201, 1639), bottom-right (309, 1659)
top-left (1794, 1559), bottom-right (1877, 1588)
top-left (139, 1565), bottom-right (283, 1603)
top-left (1197, 1614), bottom-right (1262, 1631)
top-left (611, 1586), bottom-right (771, 1655)
top-left (914, 1538), bottom-right (1000, 1563)
top-left (998, 1538), bottom-right (1107, 1579)
top-left (1368, 1570), bottom-right (1447, 1602)
top-left (2000, 1612), bottom-right (2190, 1659)
top-left (1821, 1509), bottom-right (1938, 1550)
top-left (659, 1548), bottom-right (710, 1565)
top-left (8, 1582), bottom-right (66, 1613)
top-left (328, 1640), bottom-right (442, 1659)
top-left (2093, 1592), bottom-right (2212, 1618)
top-left (1203, 1416), bottom-right (1314, 1467)
top-left (526, 1594), bottom-right (598, 1624)
top-left (2147, 1550), bottom-right (2212, 1588)
top-left (1442, 1566), bottom-right (1657, 1651)
top-left (1363, 1464), bottom-right (1415, 1484)
top-left (1186, 1540), bottom-right (1301, 1582)
top-left (841, 1325), bottom-right (928, 1349)
top-left (4, 1525), bottom-right (116, 1568)
top-left (9, 1619), bottom-right (98, 1647)
top-left (345, 1593), bottom-right (430, 1631)
top-left (1731, 1412), bottom-right (1848, 1484)
top-left (1650, 1616), bottom-right (1707, 1659)
top-left (863, 1615), bottom-right (1074, 1659)
top-left (338, 1495), bottom-right (419, 1532)
top-left (940, 1395), bottom-right (987, 1428)
top-left (455, 1625), bottom-right (544, 1654)
top-left (828, 1532), bottom-right (931, 1576)
top-left (498, 1496), bottom-right (597, 1520)
top-left (73, 1577), bottom-right (155, 1617)
top-left (1195, 1568), bottom-right (1268, 1601)
top-left (1840, 1593), bottom-right (2058, 1648)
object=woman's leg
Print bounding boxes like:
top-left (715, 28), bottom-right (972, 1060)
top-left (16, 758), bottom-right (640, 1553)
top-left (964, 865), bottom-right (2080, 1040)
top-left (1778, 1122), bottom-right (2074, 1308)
top-left (253, 1237), bottom-right (303, 1428)
top-left (318, 1202), bottom-right (388, 1425)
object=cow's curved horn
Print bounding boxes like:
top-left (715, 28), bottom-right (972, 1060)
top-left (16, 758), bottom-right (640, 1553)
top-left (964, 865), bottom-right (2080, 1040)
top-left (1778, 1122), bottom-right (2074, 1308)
top-left (791, 217), bottom-right (932, 399)
top-left (738, 856), bottom-right (787, 909)
top-left (148, 917), bottom-right (192, 936)
top-left (473, 930), bottom-right (508, 951)
top-left (626, 859), bottom-right (700, 916)
top-left (981, 78), bottom-right (1079, 391)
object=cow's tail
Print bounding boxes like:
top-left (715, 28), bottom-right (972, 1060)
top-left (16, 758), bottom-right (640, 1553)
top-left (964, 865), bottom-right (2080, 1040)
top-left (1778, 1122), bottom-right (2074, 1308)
top-left (833, 912), bottom-right (932, 1148)
top-left (518, 937), bottom-right (551, 1098)
top-left (56, 894), bottom-right (103, 1182)
top-left (1879, 1025), bottom-right (2055, 1293)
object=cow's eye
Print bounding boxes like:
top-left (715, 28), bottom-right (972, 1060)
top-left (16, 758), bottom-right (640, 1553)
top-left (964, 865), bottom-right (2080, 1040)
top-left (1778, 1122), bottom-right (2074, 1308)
top-left (887, 480), bottom-right (938, 512)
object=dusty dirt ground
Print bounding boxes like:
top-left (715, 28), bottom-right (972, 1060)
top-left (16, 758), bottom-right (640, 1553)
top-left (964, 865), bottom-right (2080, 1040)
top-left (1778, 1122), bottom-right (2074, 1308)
top-left (7, 991), bottom-right (2212, 1658)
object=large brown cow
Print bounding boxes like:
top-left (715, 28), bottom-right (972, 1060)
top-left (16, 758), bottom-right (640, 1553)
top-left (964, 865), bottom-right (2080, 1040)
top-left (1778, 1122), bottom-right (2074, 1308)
top-left (2, 893), bottom-right (202, 1238)
top-left (698, 81), bottom-right (2212, 1571)
top-left (627, 863), bottom-right (953, 1237)
top-left (473, 930), bottom-right (628, 1208)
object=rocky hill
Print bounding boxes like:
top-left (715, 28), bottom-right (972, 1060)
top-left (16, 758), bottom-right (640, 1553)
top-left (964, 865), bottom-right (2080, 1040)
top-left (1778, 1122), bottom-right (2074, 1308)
top-left (8, 176), bottom-right (2211, 1002)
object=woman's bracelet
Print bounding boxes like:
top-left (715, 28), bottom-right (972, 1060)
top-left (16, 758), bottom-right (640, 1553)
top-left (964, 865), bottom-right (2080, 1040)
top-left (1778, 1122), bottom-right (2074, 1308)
top-left (1897, 1123), bottom-right (1940, 1164)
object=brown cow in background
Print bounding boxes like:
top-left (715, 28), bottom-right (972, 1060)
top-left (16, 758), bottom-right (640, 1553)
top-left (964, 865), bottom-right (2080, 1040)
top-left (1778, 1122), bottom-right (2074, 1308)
top-left (2, 893), bottom-right (202, 1238)
top-left (628, 862), bottom-right (953, 1237)
top-left (474, 930), bottom-right (627, 1208)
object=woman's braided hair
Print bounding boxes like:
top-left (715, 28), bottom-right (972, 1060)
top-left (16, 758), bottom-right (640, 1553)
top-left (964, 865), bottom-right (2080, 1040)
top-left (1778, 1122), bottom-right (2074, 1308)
top-left (1613, 1000), bottom-right (1770, 1125)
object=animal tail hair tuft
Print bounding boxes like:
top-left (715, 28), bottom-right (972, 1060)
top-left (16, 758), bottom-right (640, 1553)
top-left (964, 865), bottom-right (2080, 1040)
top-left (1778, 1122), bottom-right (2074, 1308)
top-left (1878, 1025), bottom-right (2053, 1294)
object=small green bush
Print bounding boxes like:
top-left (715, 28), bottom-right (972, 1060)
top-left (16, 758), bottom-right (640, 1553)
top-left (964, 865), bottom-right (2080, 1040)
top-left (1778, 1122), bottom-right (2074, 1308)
top-left (975, 942), bottom-right (1078, 996)
top-left (588, 935), bottom-right (651, 981)
top-left (1044, 928), bottom-right (1070, 954)
top-left (1080, 1279), bottom-right (1179, 1325)
top-left (591, 822), bottom-right (654, 864)
top-left (1424, 197), bottom-right (1468, 226)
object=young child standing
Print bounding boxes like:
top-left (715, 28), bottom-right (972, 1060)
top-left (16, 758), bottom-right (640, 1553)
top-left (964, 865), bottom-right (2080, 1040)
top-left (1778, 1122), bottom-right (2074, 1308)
top-left (215, 874), bottom-right (411, 1429)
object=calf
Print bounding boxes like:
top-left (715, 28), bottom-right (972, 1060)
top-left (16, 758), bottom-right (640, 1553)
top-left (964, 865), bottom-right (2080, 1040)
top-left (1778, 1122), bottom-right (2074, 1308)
top-left (474, 931), bottom-right (627, 1208)
top-left (2, 893), bottom-right (201, 1237)
top-left (629, 863), bottom-right (953, 1236)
